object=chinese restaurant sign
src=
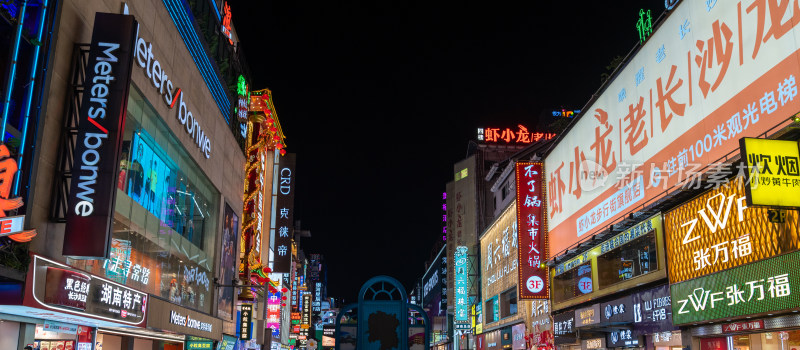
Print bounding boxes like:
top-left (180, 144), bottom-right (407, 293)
top-left (545, 0), bottom-right (800, 257)
top-left (515, 162), bottom-right (549, 299)
top-left (478, 126), bottom-right (556, 144)
top-left (33, 255), bottom-right (147, 326)
top-left (63, 13), bottom-right (137, 258)
top-left (664, 179), bottom-right (800, 284)
top-left (553, 311), bottom-right (577, 345)
top-left (670, 249), bottom-right (800, 325)
top-left (740, 138), bottom-right (800, 208)
top-left (454, 246), bottom-right (469, 322)
top-left (273, 153), bottom-right (295, 273)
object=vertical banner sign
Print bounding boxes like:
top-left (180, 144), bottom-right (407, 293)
top-left (273, 153), bottom-right (296, 273)
top-left (454, 246), bottom-right (469, 322)
top-left (267, 292), bottom-right (281, 337)
top-left (516, 162), bottom-right (549, 299)
top-left (239, 304), bottom-right (253, 340)
top-left (63, 13), bottom-right (137, 258)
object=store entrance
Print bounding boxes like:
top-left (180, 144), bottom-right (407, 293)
top-left (701, 330), bottom-right (800, 350)
top-left (34, 324), bottom-right (92, 350)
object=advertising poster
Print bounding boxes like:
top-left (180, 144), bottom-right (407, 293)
top-left (218, 204), bottom-right (239, 320)
top-left (545, 0), bottom-right (800, 258)
top-left (127, 132), bottom-right (178, 227)
top-left (105, 238), bottom-right (131, 284)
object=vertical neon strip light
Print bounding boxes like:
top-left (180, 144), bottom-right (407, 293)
top-left (14, 0), bottom-right (49, 195)
top-left (0, 0), bottom-right (29, 139)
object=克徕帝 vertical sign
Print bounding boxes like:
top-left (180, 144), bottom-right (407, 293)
top-left (516, 162), bottom-right (549, 299)
top-left (63, 13), bottom-right (138, 258)
top-left (273, 153), bottom-right (296, 273)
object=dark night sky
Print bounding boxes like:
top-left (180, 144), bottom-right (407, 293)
top-left (229, 0), bottom-right (666, 303)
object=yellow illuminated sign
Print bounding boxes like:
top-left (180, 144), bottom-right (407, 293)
top-left (663, 178), bottom-right (800, 284)
top-left (741, 138), bottom-right (800, 208)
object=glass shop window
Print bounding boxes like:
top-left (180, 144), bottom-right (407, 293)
top-left (597, 231), bottom-right (658, 289)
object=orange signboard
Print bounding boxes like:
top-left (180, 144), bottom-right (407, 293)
top-left (664, 178), bottom-right (800, 283)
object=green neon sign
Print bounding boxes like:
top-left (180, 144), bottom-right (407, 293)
top-left (636, 9), bottom-right (653, 44)
top-left (671, 250), bottom-right (800, 325)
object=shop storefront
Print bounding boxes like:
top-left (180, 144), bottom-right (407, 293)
top-left (550, 215), bottom-right (676, 350)
top-left (480, 204), bottom-right (531, 341)
top-left (665, 176), bottom-right (800, 350)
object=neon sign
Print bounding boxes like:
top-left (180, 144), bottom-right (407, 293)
top-left (636, 9), bottom-right (653, 45)
top-left (221, 2), bottom-right (233, 45)
top-left (552, 109), bottom-right (581, 118)
top-left (478, 126), bottom-right (556, 144)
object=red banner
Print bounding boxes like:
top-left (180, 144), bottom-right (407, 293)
top-left (516, 162), bottom-right (549, 299)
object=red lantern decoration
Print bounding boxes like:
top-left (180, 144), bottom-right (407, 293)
top-left (280, 149), bottom-right (286, 156)
top-left (273, 135), bottom-right (280, 141)
top-left (270, 126), bottom-right (277, 133)
top-left (275, 143), bottom-right (283, 150)
top-left (281, 296), bottom-right (287, 300)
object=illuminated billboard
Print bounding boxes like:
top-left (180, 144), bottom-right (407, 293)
top-left (670, 249), bottom-right (800, 325)
top-left (515, 162), bottom-right (549, 299)
top-left (478, 125), bottom-right (556, 144)
top-left (545, 1), bottom-right (800, 257)
top-left (740, 138), bottom-right (800, 208)
top-left (664, 178), bottom-right (800, 284)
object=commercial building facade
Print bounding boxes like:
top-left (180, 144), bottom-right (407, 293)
top-left (0, 0), bottom-right (269, 349)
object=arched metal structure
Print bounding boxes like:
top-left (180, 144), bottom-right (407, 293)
top-left (335, 275), bottom-right (430, 350)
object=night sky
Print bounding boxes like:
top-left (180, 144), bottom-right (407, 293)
top-left (230, 0), bottom-right (667, 303)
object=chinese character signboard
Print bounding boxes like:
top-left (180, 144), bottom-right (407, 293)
top-left (239, 304), bottom-right (252, 340)
top-left (664, 179), bottom-right (800, 284)
top-left (740, 138), bottom-right (800, 208)
top-left (601, 296), bottom-right (633, 324)
top-left (670, 249), bottom-right (800, 325)
top-left (545, 0), bottom-right (800, 258)
top-left (553, 311), bottom-right (577, 345)
top-left (32, 255), bottom-right (147, 326)
top-left (273, 153), bottom-right (296, 273)
top-left (722, 320), bottom-right (764, 333)
top-left (516, 162), bottom-right (549, 299)
top-left (480, 205), bottom-right (519, 306)
top-left (454, 246), bottom-right (469, 322)
top-left (478, 126), bottom-right (556, 144)
top-left (267, 292), bottom-right (281, 337)
top-left (575, 304), bottom-right (600, 328)
top-left (631, 285), bottom-right (676, 336)
top-left (63, 13), bottom-right (138, 258)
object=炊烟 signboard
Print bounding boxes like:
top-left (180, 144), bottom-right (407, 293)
top-left (545, 0), bottom-right (800, 258)
top-left (740, 138), bottom-right (800, 208)
top-left (515, 162), bottom-right (549, 299)
top-left (664, 178), bottom-right (800, 283)
top-left (670, 249), bottom-right (800, 325)
top-left (63, 12), bottom-right (138, 258)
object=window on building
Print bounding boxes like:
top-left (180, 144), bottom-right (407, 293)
top-left (485, 297), bottom-right (497, 323)
top-left (500, 288), bottom-right (517, 318)
top-left (597, 231), bottom-right (658, 289)
top-left (552, 262), bottom-right (593, 303)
